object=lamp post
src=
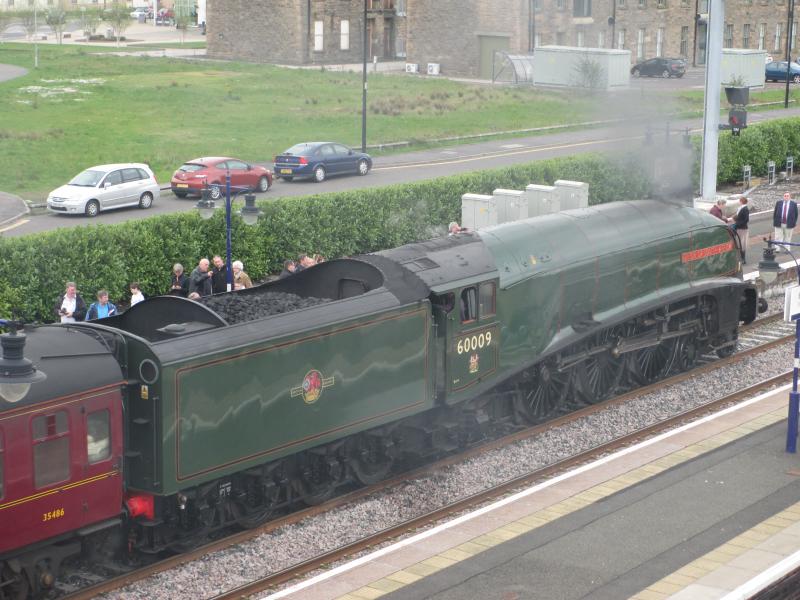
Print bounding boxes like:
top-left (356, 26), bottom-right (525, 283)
top-left (759, 242), bottom-right (800, 452)
top-left (785, 0), bottom-right (795, 109)
top-left (195, 172), bottom-right (263, 292)
top-left (361, 0), bottom-right (368, 153)
top-left (0, 322), bottom-right (46, 404)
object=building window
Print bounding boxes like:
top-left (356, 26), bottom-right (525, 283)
top-left (656, 27), bottom-right (664, 55)
top-left (598, 30), bottom-right (606, 48)
top-left (699, 0), bottom-right (708, 10)
top-left (776, 23), bottom-right (783, 52)
top-left (638, 0), bottom-right (646, 8)
top-left (724, 23), bottom-right (733, 48)
top-left (87, 410), bottom-right (111, 464)
top-left (577, 30), bottom-right (584, 47)
top-left (637, 27), bottom-right (645, 59)
top-left (618, 28), bottom-right (626, 49)
top-left (556, 31), bottom-right (566, 44)
top-left (340, 19), bottom-right (349, 50)
top-left (33, 412), bottom-right (70, 489)
top-left (742, 23), bottom-right (751, 48)
top-left (556, 0), bottom-right (566, 10)
top-left (617, 0), bottom-right (626, 7)
top-left (681, 0), bottom-right (689, 6)
top-left (656, 0), bottom-right (666, 7)
top-left (680, 25), bottom-right (689, 56)
top-left (534, 0), bottom-right (543, 8)
top-left (534, 33), bottom-right (541, 47)
top-left (759, 23), bottom-right (766, 50)
top-left (314, 20), bottom-right (323, 52)
top-left (573, 0), bottom-right (591, 17)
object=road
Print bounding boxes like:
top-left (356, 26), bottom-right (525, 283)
top-left (4, 102), bottom-right (800, 238)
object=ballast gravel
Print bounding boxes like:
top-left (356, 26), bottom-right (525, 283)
top-left (97, 324), bottom-right (794, 599)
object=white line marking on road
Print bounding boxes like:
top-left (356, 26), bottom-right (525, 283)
top-left (0, 219), bottom-right (29, 233)
top-left (500, 143), bottom-right (525, 148)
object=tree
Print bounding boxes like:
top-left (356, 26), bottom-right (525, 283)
top-left (104, 1), bottom-right (131, 47)
top-left (174, 11), bottom-right (192, 45)
top-left (0, 10), bottom-right (12, 43)
top-left (16, 9), bottom-right (37, 41)
top-left (45, 7), bottom-right (68, 44)
top-left (78, 6), bottom-right (102, 39)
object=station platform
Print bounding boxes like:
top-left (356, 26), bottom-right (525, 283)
top-left (264, 384), bottom-right (800, 600)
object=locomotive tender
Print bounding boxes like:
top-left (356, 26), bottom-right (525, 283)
top-left (0, 200), bottom-right (758, 598)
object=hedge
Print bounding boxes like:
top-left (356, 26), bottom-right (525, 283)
top-left (4, 115), bottom-right (800, 323)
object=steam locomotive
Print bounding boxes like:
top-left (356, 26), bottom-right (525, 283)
top-left (0, 200), bottom-right (758, 598)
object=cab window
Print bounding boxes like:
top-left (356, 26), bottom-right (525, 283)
top-left (87, 410), bottom-right (111, 464)
top-left (33, 411), bottom-right (70, 488)
top-left (0, 430), bottom-right (4, 499)
top-left (479, 282), bottom-right (496, 318)
top-left (460, 287), bottom-right (478, 323)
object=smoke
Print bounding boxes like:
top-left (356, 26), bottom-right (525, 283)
top-left (585, 82), bottom-right (696, 206)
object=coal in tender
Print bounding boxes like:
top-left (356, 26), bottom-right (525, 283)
top-left (199, 291), bottom-right (331, 325)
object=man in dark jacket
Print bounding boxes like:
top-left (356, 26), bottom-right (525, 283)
top-left (211, 255), bottom-right (228, 294)
top-left (773, 192), bottom-right (798, 250)
top-left (188, 258), bottom-right (213, 297)
top-left (729, 196), bottom-right (750, 264)
top-left (54, 281), bottom-right (87, 323)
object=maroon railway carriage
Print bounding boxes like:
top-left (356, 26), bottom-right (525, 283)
top-left (0, 326), bottom-right (125, 599)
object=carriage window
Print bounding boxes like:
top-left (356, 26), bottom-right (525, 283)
top-left (33, 412), bottom-right (70, 489)
top-left (479, 282), bottom-right (496, 318)
top-left (87, 410), bottom-right (111, 464)
top-left (460, 287), bottom-right (478, 323)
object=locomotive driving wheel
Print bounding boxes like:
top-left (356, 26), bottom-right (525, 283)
top-left (576, 327), bottom-right (626, 404)
top-left (675, 332), bottom-right (699, 372)
top-left (0, 564), bottom-right (28, 600)
top-left (513, 357), bottom-right (571, 424)
top-left (629, 331), bottom-right (679, 385)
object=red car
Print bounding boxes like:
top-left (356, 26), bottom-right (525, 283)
top-left (170, 157), bottom-right (273, 199)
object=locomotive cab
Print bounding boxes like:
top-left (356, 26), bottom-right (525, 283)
top-left (432, 280), bottom-right (500, 406)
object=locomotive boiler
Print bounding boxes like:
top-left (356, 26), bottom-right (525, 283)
top-left (0, 200), bottom-right (758, 598)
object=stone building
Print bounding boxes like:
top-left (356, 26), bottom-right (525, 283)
top-left (207, 0), bottom-right (407, 65)
top-left (406, 0), bottom-right (797, 78)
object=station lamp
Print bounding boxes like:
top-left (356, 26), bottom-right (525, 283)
top-left (0, 324), bottom-right (46, 404)
top-left (758, 245), bottom-right (781, 284)
top-left (195, 187), bottom-right (216, 221)
top-left (240, 194), bottom-right (263, 226)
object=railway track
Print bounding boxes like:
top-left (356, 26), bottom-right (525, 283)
top-left (60, 313), bottom-right (796, 600)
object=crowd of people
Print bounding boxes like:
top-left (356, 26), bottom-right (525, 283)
top-left (55, 252), bottom-right (326, 322)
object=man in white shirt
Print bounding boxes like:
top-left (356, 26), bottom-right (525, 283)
top-left (54, 282), bottom-right (86, 323)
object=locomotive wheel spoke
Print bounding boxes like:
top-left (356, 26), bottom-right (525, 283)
top-left (577, 328), bottom-right (625, 404)
top-left (675, 334), bottom-right (699, 372)
top-left (631, 336), bottom-right (678, 384)
top-left (514, 358), bottom-right (571, 424)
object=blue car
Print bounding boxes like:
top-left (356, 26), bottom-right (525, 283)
top-left (273, 142), bottom-right (372, 183)
top-left (765, 61), bottom-right (800, 83)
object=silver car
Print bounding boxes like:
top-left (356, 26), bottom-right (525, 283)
top-left (47, 163), bottom-right (160, 217)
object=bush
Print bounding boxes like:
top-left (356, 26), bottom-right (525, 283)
top-left (713, 116), bottom-right (800, 184)
top-left (0, 153), bottom-right (652, 322)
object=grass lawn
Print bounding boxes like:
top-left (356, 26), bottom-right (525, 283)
top-left (0, 43), bottom-right (605, 198)
top-left (8, 43), bottom-right (782, 199)
top-left (676, 86), bottom-right (800, 113)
